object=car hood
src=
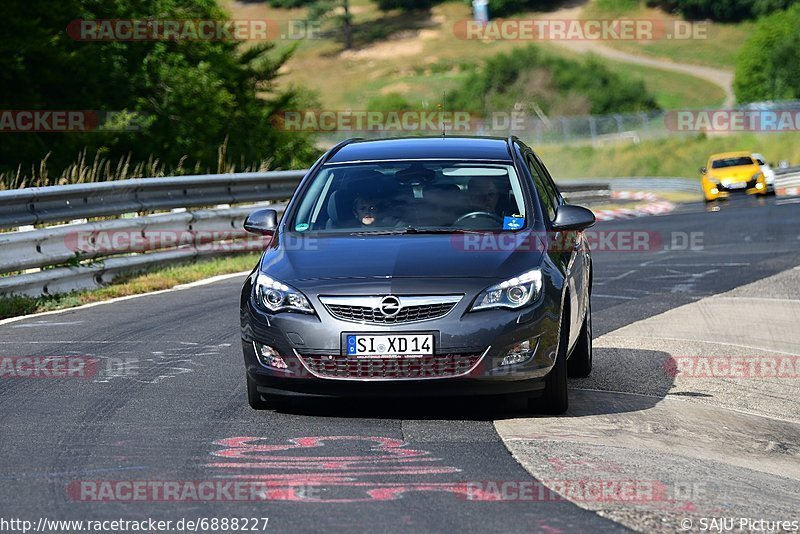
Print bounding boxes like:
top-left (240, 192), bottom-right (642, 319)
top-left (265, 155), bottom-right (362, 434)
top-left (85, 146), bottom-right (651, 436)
top-left (259, 232), bottom-right (545, 285)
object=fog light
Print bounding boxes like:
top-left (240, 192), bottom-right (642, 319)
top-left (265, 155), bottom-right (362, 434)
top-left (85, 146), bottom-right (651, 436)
top-left (755, 183), bottom-right (764, 190)
top-left (710, 188), bottom-right (718, 195)
top-left (255, 343), bottom-right (288, 369)
top-left (500, 338), bottom-right (538, 366)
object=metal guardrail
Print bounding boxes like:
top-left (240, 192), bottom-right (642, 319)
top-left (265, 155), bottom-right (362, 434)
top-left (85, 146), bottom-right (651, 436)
top-left (0, 170), bottom-right (305, 229)
top-left (0, 171), bottom-right (699, 298)
top-left (774, 167), bottom-right (800, 197)
top-left (563, 178), bottom-right (702, 194)
top-left (0, 170), bottom-right (305, 297)
top-left (0, 204), bottom-right (287, 296)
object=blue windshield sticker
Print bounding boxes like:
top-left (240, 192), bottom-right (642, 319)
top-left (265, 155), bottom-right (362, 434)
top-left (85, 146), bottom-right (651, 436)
top-left (295, 223), bottom-right (309, 231)
top-left (503, 216), bottom-right (524, 230)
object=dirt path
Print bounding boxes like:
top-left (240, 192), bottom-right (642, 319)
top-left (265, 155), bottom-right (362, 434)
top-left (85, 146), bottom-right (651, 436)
top-left (552, 39), bottom-right (735, 107)
top-left (543, 0), bottom-right (735, 107)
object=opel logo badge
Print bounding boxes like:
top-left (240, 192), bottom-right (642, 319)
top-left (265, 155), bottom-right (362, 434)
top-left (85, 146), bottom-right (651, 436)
top-left (378, 295), bottom-right (401, 317)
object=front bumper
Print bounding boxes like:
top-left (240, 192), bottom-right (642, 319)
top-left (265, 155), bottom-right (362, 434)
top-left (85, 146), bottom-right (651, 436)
top-left (704, 178), bottom-right (768, 200)
top-left (240, 286), bottom-right (561, 398)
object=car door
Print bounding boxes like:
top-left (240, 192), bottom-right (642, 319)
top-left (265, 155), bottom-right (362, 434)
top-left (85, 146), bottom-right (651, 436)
top-left (525, 152), bottom-right (582, 350)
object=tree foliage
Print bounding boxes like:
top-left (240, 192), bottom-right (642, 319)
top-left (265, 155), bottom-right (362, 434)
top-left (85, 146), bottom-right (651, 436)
top-left (734, 4), bottom-right (800, 102)
top-left (645, 0), bottom-right (798, 21)
top-left (480, 0), bottom-right (563, 17)
top-left (0, 0), bottom-right (318, 182)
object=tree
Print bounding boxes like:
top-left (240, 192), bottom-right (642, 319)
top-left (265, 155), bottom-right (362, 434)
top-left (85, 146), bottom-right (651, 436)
top-left (262, 0), bottom-right (354, 49)
top-left (0, 0), bottom-right (318, 182)
top-left (307, 0), bottom-right (354, 50)
top-left (734, 4), bottom-right (800, 102)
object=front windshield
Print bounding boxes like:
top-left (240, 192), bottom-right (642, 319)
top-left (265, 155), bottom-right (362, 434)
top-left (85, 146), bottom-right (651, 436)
top-left (711, 156), bottom-right (755, 168)
top-left (291, 161), bottom-right (527, 233)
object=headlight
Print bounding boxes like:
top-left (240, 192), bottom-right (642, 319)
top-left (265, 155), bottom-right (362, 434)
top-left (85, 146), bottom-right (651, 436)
top-left (751, 172), bottom-right (763, 182)
top-left (707, 176), bottom-right (720, 184)
top-left (254, 273), bottom-right (313, 314)
top-left (471, 269), bottom-right (543, 312)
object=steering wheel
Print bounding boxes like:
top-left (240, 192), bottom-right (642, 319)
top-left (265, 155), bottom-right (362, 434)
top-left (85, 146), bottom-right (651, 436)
top-left (453, 211), bottom-right (504, 226)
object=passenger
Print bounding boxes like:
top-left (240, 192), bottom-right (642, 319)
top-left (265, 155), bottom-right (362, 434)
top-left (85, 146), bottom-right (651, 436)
top-left (351, 192), bottom-right (404, 227)
top-left (468, 178), bottom-right (502, 215)
top-left (352, 193), bottom-right (383, 226)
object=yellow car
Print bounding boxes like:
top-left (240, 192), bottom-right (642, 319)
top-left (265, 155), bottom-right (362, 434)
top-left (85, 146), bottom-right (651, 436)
top-left (700, 151), bottom-right (768, 202)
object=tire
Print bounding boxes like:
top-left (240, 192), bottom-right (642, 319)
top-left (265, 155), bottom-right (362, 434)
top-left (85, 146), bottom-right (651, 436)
top-left (247, 374), bottom-right (272, 410)
top-left (531, 311), bottom-right (569, 415)
top-left (567, 300), bottom-right (592, 378)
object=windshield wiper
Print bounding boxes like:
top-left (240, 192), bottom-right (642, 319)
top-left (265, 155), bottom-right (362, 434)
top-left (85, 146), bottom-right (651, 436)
top-left (350, 226), bottom-right (485, 236)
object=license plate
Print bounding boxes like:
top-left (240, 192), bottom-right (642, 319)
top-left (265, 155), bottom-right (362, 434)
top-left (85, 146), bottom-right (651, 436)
top-left (727, 182), bottom-right (747, 189)
top-left (345, 334), bottom-right (434, 357)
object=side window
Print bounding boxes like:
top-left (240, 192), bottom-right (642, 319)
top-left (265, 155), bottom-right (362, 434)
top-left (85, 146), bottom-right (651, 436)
top-left (532, 153), bottom-right (563, 208)
top-left (527, 154), bottom-right (556, 221)
top-left (542, 173), bottom-right (563, 209)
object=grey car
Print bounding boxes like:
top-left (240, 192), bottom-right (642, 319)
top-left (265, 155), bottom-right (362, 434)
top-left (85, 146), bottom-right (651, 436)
top-left (240, 136), bottom-right (595, 414)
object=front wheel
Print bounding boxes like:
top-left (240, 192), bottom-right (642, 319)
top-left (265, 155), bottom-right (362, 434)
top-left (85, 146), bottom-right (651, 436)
top-left (531, 313), bottom-right (569, 414)
top-left (568, 300), bottom-right (592, 378)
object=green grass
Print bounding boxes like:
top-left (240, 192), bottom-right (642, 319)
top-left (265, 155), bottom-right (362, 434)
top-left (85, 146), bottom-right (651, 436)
top-left (0, 253), bottom-right (260, 320)
top-left (593, 0), bottom-right (641, 11)
top-left (535, 132), bottom-right (800, 179)
top-left (602, 61), bottom-right (726, 109)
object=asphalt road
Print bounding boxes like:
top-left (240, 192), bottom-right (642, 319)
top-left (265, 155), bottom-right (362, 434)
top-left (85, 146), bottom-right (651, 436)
top-left (0, 193), bottom-right (798, 533)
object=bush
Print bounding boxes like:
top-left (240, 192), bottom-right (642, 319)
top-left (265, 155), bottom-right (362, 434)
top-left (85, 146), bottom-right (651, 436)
top-left (734, 4), bottom-right (800, 102)
top-left (376, 0), bottom-right (438, 10)
top-left (367, 93), bottom-right (416, 112)
top-left (480, 0), bottom-right (563, 17)
top-left (265, 0), bottom-right (313, 7)
top-left (448, 45), bottom-right (659, 117)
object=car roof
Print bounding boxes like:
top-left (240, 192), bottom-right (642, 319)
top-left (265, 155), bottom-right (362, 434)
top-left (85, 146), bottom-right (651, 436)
top-left (708, 151), bottom-right (754, 161)
top-left (326, 136), bottom-right (515, 164)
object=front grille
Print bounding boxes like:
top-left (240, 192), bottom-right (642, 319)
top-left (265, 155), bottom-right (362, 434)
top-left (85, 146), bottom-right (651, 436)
top-left (325, 302), bottom-right (456, 324)
top-left (719, 180), bottom-right (755, 192)
top-left (297, 353), bottom-right (482, 379)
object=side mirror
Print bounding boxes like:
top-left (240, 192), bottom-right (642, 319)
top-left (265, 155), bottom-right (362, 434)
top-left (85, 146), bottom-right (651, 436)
top-left (244, 208), bottom-right (278, 235)
top-left (552, 205), bottom-right (595, 232)
top-left (699, 167), bottom-right (707, 174)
